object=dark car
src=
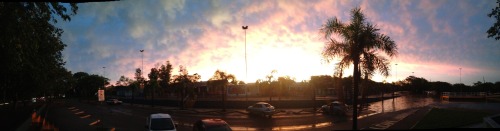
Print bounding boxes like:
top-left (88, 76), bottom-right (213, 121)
top-left (321, 101), bottom-right (347, 116)
top-left (193, 118), bottom-right (232, 131)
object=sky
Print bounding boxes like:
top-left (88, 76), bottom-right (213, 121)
top-left (56, 0), bottom-right (500, 86)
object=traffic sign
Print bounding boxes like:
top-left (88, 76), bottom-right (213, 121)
top-left (98, 89), bottom-right (105, 102)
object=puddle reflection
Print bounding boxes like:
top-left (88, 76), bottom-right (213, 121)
top-left (229, 122), bottom-right (332, 131)
top-left (31, 111), bottom-right (59, 131)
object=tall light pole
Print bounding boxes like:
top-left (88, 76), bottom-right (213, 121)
top-left (103, 66), bottom-right (106, 89)
top-left (140, 50), bottom-right (144, 89)
top-left (395, 64), bottom-right (398, 81)
top-left (459, 68), bottom-right (462, 83)
top-left (242, 25), bottom-right (248, 102)
top-left (393, 63), bottom-right (398, 101)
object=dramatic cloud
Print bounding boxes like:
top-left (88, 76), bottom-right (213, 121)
top-left (57, 0), bottom-right (500, 85)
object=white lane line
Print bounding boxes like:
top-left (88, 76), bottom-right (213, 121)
top-left (89, 120), bottom-right (100, 126)
top-left (80, 114), bottom-right (91, 118)
top-left (369, 120), bottom-right (397, 130)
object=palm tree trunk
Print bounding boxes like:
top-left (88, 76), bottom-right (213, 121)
top-left (358, 73), bottom-right (368, 116)
top-left (352, 58), bottom-right (360, 130)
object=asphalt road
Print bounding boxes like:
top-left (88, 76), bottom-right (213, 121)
top-left (43, 99), bottom-right (346, 131)
top-left (39, 97), bottom-right (433, 131)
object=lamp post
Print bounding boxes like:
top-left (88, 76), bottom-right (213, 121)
top-left (140, 49), bottom-right (144, 87)
top-left (103, 67), bottom-right (106, 89)
top-left (242, 25), bottom-right (248, 102)
top-left (393, 63), bottom-right (398, 102)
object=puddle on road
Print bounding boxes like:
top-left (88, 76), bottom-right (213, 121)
top-left (176, 121), bottom-right (333, 131)
top-left (31, 111), bottom-right (59, 130)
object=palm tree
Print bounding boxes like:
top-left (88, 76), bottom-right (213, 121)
top-left (319, 7), bottom-right (397, 130)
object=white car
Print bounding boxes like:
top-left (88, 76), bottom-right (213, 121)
top-left (145, 113), bottom-right (177, 131)
top-left (247, 102), bottom-right (275, 118)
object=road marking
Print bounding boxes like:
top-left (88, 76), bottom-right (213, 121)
top-left (75, 111), bottom-right (85, 115)
top-left (89, 120), bottom-right (100, 126)
top-left (68, 107), bottom-right (75, 109)
top-left (71, 109), bottom-right (79, 112)
top-left (111, 109), bottom-right (133, 116)
top-left (80, 114), bottom-right (91, 118)
top-left (368, 120), bottom-right (397, 130)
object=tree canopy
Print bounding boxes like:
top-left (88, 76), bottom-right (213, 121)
top-left (0, 2), bottom-right (78, 104)
top-left (487, 0), bottom-right (500, 40)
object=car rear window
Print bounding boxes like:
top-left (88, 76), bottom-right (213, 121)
top-left (264, 104), bottom-right (271, 107)
top-left (151, 118), bottom-right (175, 130)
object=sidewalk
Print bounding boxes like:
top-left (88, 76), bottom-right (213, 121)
top-left (385, 106), bottom-right (432, 130)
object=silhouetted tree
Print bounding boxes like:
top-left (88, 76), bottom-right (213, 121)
top-left (132, 68), bottom-right (143, 106)
top-left (487, 0), bottom-right (500, 40)
top-left (116, 75), bottom-right (134, 87)
top-left (310, 75), bottom-right (334, 96)
top-left (72, 72), bottom-right (108, 100)
top-left (1, 2), bottom-right (78, 109)
top-left (207, 70), bottom-right (236, 111)
top-left (319, 7), bottom-right (397, 130)
top-left (171, 65), bottom-right (200, 109)
top-left (159, 61), bottom-right (173, 95)
top-left (429, 81), bottom-right (452, 94)
top-left (148, 67), bottom-right (160, 107)
top-left (494, 82), bottom-right (500, 93)
top-left (402, 76), bottom-right (430, 94)
top-left (277, 76), bottom-right (295, 99)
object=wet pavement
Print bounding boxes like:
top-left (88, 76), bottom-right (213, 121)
top-left (16, 92), bottom-right (500, 130)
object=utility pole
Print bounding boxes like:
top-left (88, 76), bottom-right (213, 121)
top-left (102, 67), bottom-right (106, 89)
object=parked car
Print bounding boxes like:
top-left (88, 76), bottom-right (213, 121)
top-left (145, 113), bottom-right (177, 131)
top-left (321, 101), bottom-right (347, 116)
top-left (105, 99), bottom-right (122, 105)
top-left (246, 102), bottom-right (275, 118)
top-left (193, 118), bottom-right (232, 131)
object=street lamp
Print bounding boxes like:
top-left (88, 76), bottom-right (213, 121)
top-left (242, 25), bottom-right (248, 101)
top-left (103, 66), bottom-right (106, 89)
top-left (140, 50), bottom-right (144, 77)
top-left (395, 64), bottom-right (398, 81)
top-left (393, 63), bottom-right (398, 102)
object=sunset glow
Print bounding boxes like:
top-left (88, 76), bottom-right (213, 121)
top-left (57, 0), bottom-right (500, 85)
